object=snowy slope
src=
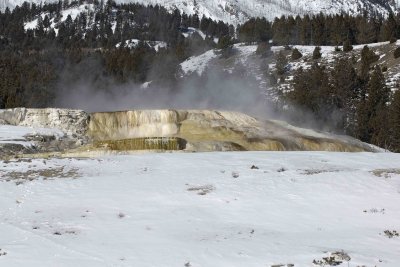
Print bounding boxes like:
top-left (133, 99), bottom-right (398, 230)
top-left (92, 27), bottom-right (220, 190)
top-left (1, 151), bottom-right (400, 266)
top-left (2, 0), bottom-right (399, 25)
top-left (116, 39), bottom-right (167, 51)
top-left (179, 41), bottom-right (400, 102)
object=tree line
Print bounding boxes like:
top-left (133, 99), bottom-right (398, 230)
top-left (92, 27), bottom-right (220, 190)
top-left (237, 12), bottom-right (400, 45)
top-left (280, 45), bottom-right (400, 151)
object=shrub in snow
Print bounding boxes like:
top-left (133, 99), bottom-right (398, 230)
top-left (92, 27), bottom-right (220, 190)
top-left (291, 48), bottom-right (303, 60)
top-left (256, 42), bottom-right (273, 57)
top-left (343, 40), bottom-right (353, 52)
top-left (394, 47), bottom-right (400, 59)
top-left (312, 46), bottom-right (322, 59)
top-left (276, 51), bottom-right (288, 75)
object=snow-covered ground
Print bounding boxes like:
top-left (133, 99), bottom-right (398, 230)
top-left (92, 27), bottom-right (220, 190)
top-left (1, 151), bottom-right (400, 266)
top-left (116, 39), bottom-right (167, 51)
top-left (24, 4), bottom-right (95, 32)
top-left (180, 49), bottom-right (219, 75)
top-left (0, 125), bottom-right (64, 146)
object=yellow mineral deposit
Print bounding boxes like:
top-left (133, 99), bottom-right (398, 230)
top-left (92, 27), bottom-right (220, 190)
top-left (0, 108), bottom-right (378, 153)
top-left (86, 109), bottom-right (377, 152)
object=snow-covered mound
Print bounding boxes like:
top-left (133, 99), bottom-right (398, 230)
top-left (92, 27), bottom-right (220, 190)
top-left (2, 0), bottom-right (399, 25)
top-left (0, 152), bottom-right (400, 266)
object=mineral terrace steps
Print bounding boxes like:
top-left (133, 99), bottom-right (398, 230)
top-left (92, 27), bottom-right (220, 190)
top-left (0, 108), bottom-right (381, 153)
top-left (94, 137), bottom-right (187, 151)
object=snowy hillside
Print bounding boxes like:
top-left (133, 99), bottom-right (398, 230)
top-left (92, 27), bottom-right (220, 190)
top-left (1, 151), bottom-right (400, 266)
top-left (2, 0), bottom-right (399, 25)
top-left (179, 40), bottom-right (400, 102)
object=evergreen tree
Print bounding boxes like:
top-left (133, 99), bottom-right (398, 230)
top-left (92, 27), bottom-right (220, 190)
top-left (289, 63), bottom-right (332, 123)
top-left (356, 66), bottom-right (390, 146)
top-left (359, 45), bottom-right (379, 92)
top-left (217, 35), bottom-right (232, 50)
top-left (394, 47), bottom-right (400, 59)
top-left (275, 51), bottom-right (288, 76)
top-left (331, 58), bottom-right (360, 133)
top-left (312, 46), bottom-right (321, 59)
top-left (291, 48), bottom-right (302, 60)
top-left (343, 39), bottom-right (353, 52)
top-left (390, 89), bottom-right (400, 151)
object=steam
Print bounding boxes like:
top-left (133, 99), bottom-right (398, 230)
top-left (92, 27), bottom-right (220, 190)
top-left (53, 47), bottom-right (342, 134)
top-left (54, 54), bottom-right (276, 119)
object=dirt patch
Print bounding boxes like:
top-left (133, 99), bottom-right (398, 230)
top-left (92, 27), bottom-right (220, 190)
top-left (53, 228), bottom-right (80, 236)
top-left (187, 184), bottom-right (215, 195)
top-left (383, 230), bottom-right (399, 238)
top-left (363, 208), bottom-right (385, 214)
top-left (0, 249), bottom-right (7, 256)
top-left (372, 169), bottom-right (400, 178)
top-left (301, 169), bottom-right (340, 175)
top-left (0, 166), bottom-right (80, 184)
top-left (232, 172), bottom-right (240, 178)
top-left (313, 251), bottom-right (351, 266)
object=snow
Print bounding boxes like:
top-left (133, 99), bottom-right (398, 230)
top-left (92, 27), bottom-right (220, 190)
top-left (183, 27), bottom-right (207, 39)
top-left (24, 18), bottom-right (39, 30)
top-left (180, 44), bottom-right (259, 76)
top-left (0, 151), bottom-right (400, 266)
top-left (7, 0), bottom-right (398, 26)
top-left (24, 4), bottom-right (95, 32)
top-left (180, 49), bottom-right (219, 75)
top-left (116, 39), bottom-right (167, 51)
top-left (0, 125), bottom-right (64, 146)
top-left (141, 81), bottom-right (152, 89)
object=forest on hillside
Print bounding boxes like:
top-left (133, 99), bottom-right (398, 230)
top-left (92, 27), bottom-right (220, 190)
top-left (0, 0), bottom-right (400, 151)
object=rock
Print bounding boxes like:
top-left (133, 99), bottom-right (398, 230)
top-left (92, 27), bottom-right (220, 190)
top-left (232, 172), bottom-right (240, 178)
top-left (0, 108), bottom-right (89, 137)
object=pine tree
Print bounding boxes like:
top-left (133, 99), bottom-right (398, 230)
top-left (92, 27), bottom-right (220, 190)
top-left (380, 13), bottom-right (397, 41)
top-left (331, 58), bottom-right (360, 133)
top-left (291, 48), bottom-right (302, 60)
top-left (356, 17), bottom-right (377, 44)
top-left (312, 46), bottom-right (321, 59)
top-left (359, 45), bottom-right (379, 94)
top-left (343, 39), bottom-right (353, 52)
top-left (390, 89), bottom-right (400, 151)
top-left (356, 66), bottom-right (390, 147)
top-left (275, 51), bottom-right (288, 76)
top-left (394, 47), bottom-right (400, 59)
top-left (217, 35), bottom-right (232, 50)
top-left (289, 63), bottom-right (331, 121)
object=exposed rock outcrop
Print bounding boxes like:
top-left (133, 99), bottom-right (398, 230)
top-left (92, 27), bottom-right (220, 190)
top-left (0, 108), bottom-right (89, 137)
